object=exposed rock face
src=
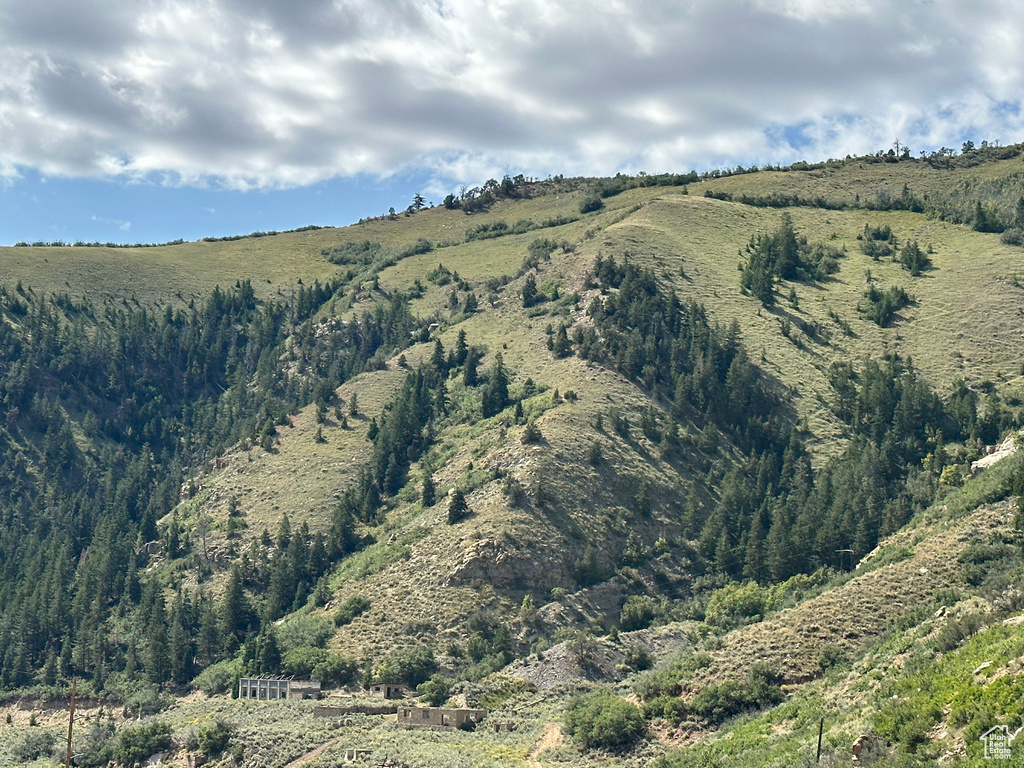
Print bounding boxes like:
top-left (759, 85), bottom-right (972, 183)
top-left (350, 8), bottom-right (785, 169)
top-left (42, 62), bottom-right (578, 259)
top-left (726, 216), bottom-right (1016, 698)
top-left (443, 537), bottom-right (567, 593)
top-left (971, 430), bottom-right (1022, 474)
top-left (852, 734), bottom-right (885, 764)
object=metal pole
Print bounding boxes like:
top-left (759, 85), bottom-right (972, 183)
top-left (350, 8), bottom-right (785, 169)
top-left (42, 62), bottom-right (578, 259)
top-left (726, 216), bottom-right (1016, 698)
top-left (66, 677), bottom-right (77, 768)
top-left (816, 716), bottom-right (824, 763)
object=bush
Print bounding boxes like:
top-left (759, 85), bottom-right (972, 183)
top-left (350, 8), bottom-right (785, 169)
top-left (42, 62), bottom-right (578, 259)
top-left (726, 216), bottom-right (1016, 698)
top-left (704, 581), bottom-right (768, 628)
top-left (898, 239), bottom-right (931, 275)
top-left (816, 643), bottom-right (847, 672)
top-left (334, 594), bottom-right (370, 626)
top-left (580, 194), bottom-right (604, 214)
top-left (642, 695), bottom-right (688, 724)
top-left (1000, 227), bottom-right (1023, 246)
top-left (622, 644), bottom-right (652, 672)
top-left (312, 653), bottom-right (359, 686)
top-left (521, 420), bottom-right (542, 444)
top-left (620, 595), bottom-right (658, 631)
top-left (13, 730), bottom-right (56, 762)
top-left (447, 489), bottom-right (470, 524)
top-left (196, 719), bottom-right (234, 757)
top-left (934, 612), bottom-right (985, 652)
top-left (564, 690), bottom-right (645, 750)
top-left (859, 283), bottom-right (911, 326)
top-left (689, 663), bottom-right (784, 725)
top-left (417, 675), bottom-right (453, 706)
top-left (278, 614), bottom-right (333, 651)
top-left (193, 658), bottom-right (241, 695)
top-left (426, 262), bottom-right (453, 285)
top-left (117, 722), bottom-right (173, 766)
top-left (377, 646), bottom-right (438, 688)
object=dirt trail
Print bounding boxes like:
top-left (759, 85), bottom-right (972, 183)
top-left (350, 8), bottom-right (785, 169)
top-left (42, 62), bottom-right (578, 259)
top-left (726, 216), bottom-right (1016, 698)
top-left (528, 722), bottom-right (563, 765)
top-left (282, 737), bottom-right (341, 768)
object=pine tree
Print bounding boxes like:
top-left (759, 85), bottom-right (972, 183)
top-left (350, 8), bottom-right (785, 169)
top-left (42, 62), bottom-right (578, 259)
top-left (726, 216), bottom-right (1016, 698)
top-left (522, 274), bottom-right (538, 308)
top-left (447, 489), bottom-right (469, 524)
top-left (481, 354), bottom-right (509, 417)
top-left (220, 565), bottom-right (252, 654)
top-left (463, 347), bottom-right (481, 386)
top-left (422, 473), bottom-right (436, 507)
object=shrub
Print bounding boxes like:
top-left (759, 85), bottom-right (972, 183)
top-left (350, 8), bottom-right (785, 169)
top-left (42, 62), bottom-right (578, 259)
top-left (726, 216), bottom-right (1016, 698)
top-left (117, 722), bottom-right (173, 766)
top-left (522, 238), bottom-right (559, 273)
top-left (377, 646), bottom-right (438, 688)
top-left (280, 646), bottom-right (356, 684)
top-left (1001, 227), bottom-right (1023, 246)
top-left (859, 283), bottom-right (911, 326)
top-left (564, 690), bottom-right (645, 750)
top-left (426, 263), bottom-right (453, 285)
top-left (689, 663), bottom-right (784, 725)
top-left (278, 614), bottom-right (333, 651)
top-left (620, 595), bottom-right (658, 631)
top-left (572, 545), bottom-right (606, 586)
top-left (13, 730), bottom-right (56, 762)
top-left (417, 675), bottom-right (452, 706)
top-left (934, 612), bottom-right (985, 652)
top-left (334, 594), bottom-right (370, 626)
top-left (579, 194), bottom-right (604, 214)
top-left (193, 658), bottom-right (241, 696)
top-left (313, 653), bottom-right (359, 686)
top-left (196, 719), bottom-right (234, 757)
top-left (898, 239), bottom-right (931, 275)
top-left (704, 581), bottom-right (768, 628)
top-left (521, 420), bottom-right (542, 444)
top-left (623, 645), bottom-right (652, 672)
top-left (447, 489), bottom-right (470, 524)
top-left (816, 643), bottom-right (847, 672)
top-left (642, 695), bottom-right (688, 724)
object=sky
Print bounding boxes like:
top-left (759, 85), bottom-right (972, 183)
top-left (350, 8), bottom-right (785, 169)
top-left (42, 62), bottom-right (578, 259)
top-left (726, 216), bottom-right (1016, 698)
top-left (1, 0), bottom-right (1023, 245)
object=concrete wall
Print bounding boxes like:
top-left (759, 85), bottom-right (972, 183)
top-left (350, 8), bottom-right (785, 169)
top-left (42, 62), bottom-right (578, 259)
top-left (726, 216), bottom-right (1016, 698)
top-left (395, 706), bottom-right (486, 729)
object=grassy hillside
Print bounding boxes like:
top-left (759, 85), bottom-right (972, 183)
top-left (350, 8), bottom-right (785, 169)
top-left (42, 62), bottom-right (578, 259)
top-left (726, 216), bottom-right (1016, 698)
top-left (3, 151), bottom-right (1024, 767)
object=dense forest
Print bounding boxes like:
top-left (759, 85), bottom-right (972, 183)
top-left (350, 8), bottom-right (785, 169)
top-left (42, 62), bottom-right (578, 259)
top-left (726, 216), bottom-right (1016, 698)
top-left (0, 278), bottom-right (423, 691)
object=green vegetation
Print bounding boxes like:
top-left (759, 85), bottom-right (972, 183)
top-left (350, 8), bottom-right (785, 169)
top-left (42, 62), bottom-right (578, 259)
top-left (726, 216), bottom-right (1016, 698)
top-left (2, 145), bottom-right (1024, 768)
top-left (564, 689), bottom-right (645, 750)
top-left (117, 722), bottom-right (173, 766)
top-left (739, 212), bottom-right (843, 304)
top-left (860, 282), bottom-right (912, 325)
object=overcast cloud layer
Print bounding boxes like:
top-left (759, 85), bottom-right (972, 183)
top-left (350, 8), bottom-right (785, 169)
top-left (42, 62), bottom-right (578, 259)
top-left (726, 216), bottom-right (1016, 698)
top-left (1, 0), bottom-right (1023, 192)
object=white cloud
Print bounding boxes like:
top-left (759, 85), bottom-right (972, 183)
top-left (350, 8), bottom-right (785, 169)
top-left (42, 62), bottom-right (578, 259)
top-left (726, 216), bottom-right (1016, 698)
top-left (0, 0), bottom-right (1021, 192)
top-left (90, 214), bottom-right (131, 231)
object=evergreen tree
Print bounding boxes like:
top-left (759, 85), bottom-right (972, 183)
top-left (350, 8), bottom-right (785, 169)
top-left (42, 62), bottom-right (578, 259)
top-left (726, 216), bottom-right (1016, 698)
top-left (447, 489), bottom-right (469, 524)
top-left (481, 354), bottom-right (509, 417)
top-left (463, 347), bottom-right (481, 387)
top-left (422, 473), bottom-right (436, 507)
top-left (522, 274), bottom-right (538, 308)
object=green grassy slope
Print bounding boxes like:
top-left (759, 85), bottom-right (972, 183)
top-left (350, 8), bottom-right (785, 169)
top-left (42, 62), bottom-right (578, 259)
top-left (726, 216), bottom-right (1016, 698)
top-left (154, 151), bottom-right (1024, 661)
top-left (4, 152), bottom-right (1024, 767)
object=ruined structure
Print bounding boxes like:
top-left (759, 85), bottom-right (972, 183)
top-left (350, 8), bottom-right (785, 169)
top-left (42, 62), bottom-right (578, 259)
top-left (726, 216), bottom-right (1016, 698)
top-left (237, 676), bottom-right (321, 700)
top-left (369, 683), bottom-right (408, 699)
top-left (395, 706), bottom-right (486, 729)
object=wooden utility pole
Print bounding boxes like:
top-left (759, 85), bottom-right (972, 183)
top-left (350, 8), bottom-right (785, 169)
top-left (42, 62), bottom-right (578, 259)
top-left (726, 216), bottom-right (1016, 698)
top-left (816, 716), bottom-right (824, 762)
top-left (836, 549), bottom-right (854, 572)
top-left (65, 677), bottom-right (77, 768)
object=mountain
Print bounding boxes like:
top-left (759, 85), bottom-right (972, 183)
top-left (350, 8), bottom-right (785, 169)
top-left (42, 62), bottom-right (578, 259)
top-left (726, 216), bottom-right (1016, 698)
top-left (1, 147), bottom-right (1024, 767)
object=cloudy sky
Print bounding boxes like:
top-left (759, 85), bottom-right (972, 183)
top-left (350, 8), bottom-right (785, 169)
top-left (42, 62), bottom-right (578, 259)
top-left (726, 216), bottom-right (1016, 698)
top-left (1, 0), bottom-right (1022, 244)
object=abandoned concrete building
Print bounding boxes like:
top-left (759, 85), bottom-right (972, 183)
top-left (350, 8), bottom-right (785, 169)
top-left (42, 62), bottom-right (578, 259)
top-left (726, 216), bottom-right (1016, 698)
top-left (369, 683), bottom-right (408, 699)
top-left (395, 706), bottom-right (486, 729)
top-left (237, 676), bottom-right (321, 700)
